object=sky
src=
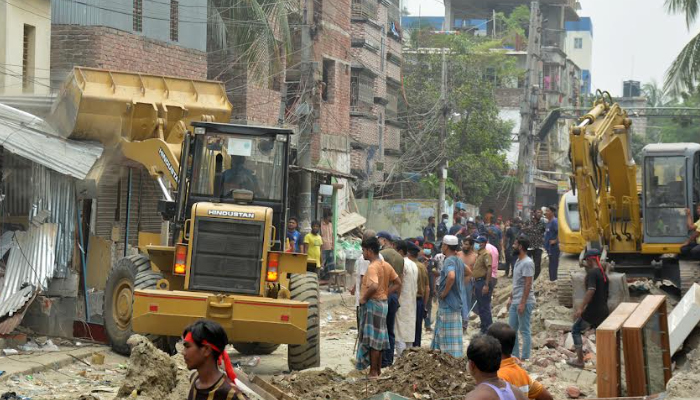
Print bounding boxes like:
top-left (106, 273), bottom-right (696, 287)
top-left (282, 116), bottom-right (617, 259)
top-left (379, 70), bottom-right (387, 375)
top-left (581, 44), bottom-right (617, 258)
top-left (403, 0), bottom-right (700, 96)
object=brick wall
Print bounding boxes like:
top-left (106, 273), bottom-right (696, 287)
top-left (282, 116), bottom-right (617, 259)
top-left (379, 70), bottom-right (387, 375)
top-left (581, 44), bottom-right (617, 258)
top-left (350, 115), bottom-right (379, 146)
top-left (51, 25), bottom-right (207, 89)
top-left (385, 124), bottom-right (400, 151)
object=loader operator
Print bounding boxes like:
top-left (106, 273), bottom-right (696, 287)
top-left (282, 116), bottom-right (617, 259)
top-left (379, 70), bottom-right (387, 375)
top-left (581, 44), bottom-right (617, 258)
top-left (222, 155), bottom-right (259, 195)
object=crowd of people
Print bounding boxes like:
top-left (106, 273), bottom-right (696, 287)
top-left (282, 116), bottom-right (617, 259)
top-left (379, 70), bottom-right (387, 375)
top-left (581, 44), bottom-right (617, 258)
top-left (352, 208), bottom-right (611, 399)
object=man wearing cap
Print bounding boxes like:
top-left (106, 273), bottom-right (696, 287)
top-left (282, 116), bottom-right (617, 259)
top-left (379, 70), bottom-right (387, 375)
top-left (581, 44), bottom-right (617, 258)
top-left (377, 231), bottom-right (404, 367)
top-left (567, 249), bottom-right (609, 368)
top-left (431, 235), bottom-right (465, 357)
top-left (472, 236), bottom-right (494, 333)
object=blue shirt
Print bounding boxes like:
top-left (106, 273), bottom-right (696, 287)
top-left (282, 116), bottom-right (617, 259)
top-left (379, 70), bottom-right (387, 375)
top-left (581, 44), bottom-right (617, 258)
top-left (544, 217), bottom-right (558, 251)
top-left (438, 255), bottom-right (465, 311)
top-left (287, 230), bottom-right (302, 252)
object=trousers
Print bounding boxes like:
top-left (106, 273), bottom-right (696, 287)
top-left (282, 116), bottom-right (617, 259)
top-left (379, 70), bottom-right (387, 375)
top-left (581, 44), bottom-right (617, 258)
top-left (414, 298), bottom-right (425, 347)
top-left (382, 292), bottom-right (400, 367)
top-left (572, 318), bottom-right (591, 348)
top-left (681, 242), bottom-right (700, 260)
top-left (474, 279), bottom-right (493, 333)
top-left (548, 245), bottom-right (560, 281)
top-left (528, 249), bottom-right (543, 280)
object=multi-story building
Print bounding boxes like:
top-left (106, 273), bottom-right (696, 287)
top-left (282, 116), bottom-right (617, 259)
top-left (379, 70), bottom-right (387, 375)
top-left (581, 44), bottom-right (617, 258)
top-left (443, 0), bottom-right (582, 214)
top-left (349, 0), bottom-right (403, 194)
top-left (0, 0), bottom-right (51, 96)
top-left (564, 17), bottom-right (593, 94)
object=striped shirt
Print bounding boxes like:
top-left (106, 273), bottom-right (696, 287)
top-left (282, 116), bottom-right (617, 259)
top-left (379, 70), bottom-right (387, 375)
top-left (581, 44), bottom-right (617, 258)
top-left (187, 372), bottom-right (248, 400)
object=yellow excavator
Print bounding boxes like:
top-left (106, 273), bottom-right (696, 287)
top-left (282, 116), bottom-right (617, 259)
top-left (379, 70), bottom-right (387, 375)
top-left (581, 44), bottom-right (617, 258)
top-left (49, 67), bottom-right (319, 370)
top-left (559, 90), bottom-right (700, 299)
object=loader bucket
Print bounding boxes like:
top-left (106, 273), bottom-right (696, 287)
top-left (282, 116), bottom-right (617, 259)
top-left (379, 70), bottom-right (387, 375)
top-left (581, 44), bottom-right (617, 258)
top-left (48, 67), bottom-right (232, 147)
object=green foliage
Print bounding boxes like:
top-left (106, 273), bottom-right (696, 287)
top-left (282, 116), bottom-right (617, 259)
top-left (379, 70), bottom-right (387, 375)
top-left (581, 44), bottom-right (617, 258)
top-left (664, 0), bottom-right (700, 95)
top-left (401, 31), bottom-right (519, 205)
top-left (208, 0), bottom-right (296, 83)
top-left (631, 80), bottom-right (700, 163)
top-left (419, 174), bottom-right (460, 198)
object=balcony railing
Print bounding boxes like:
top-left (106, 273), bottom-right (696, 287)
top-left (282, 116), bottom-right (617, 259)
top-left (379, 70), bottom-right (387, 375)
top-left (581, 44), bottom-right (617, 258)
top-left (351, 0), bottom-right (377, 20)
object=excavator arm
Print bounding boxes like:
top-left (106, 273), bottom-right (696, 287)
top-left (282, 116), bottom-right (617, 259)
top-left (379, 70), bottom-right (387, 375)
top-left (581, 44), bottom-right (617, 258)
top-left (48, 67), bottom-right (232, 194)
top-left (569, 91), bottom-right (641, 254)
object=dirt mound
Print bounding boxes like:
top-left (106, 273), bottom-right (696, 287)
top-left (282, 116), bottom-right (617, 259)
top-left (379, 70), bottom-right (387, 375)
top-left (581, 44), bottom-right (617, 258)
top-left (274, 348), bottom-right (475, 400)
top-left (667, 348), bottom-right (700, 399)
top-left (116, 335), bottom-right (190, 400)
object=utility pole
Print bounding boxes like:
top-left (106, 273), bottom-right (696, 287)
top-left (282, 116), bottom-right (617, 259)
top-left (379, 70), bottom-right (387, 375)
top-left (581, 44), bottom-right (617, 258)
top-left (438, 50), bottom-right (448, 218)
top-left (515, 1), bottom-right (542, 218)
top-left (298, 0), bottom-right (315, 232)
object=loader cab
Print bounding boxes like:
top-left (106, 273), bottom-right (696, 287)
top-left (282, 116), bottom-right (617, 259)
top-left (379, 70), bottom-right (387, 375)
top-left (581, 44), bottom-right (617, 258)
top-left (186, 122), bottom-right (293, 251)
top-left (642, 143), bottom-right (700, 245)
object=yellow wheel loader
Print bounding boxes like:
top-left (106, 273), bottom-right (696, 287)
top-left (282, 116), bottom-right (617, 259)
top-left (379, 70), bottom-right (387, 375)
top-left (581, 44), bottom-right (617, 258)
top-left (50, 67), bottom-right (319, 370)
top-left (558, 90), bottom-right (700, 305)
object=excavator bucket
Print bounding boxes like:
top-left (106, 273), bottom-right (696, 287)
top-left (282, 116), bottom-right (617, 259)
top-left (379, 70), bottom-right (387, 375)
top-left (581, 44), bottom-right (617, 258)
top-left (48, 67), bottom-right (232, 147)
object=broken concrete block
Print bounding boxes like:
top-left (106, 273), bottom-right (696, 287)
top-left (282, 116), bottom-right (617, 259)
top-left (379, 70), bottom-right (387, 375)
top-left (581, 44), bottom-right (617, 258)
top-left (576, 369), bottom-right (597, 387)
top-left (560, 368), bottom-right (581, 383)
top-left (545, 338), bottom-right (559, 348)
top-left (565, 332), bottom-right (574, 350)
top-left (566, 386), bottom-right (581, 399)
top-left (545, 319), bottom-right (573, 332)
top-left (558, 347), bottom-right (575, 358)
top-left (497, 306), bottom-right (508, 319)
top-left (533, 358), bottom-right (550, 368)
top-left (669, 283), bottom-right (700, 355)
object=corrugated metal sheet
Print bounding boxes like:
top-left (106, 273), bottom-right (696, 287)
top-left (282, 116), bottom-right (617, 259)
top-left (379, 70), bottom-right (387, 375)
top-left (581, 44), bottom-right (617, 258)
top-left (0, 292), bottom-right (37, 334)
top-left (31, 164), bottom-right (78, 278)
top-left (95, 166), bottom-right (165, 243)
top-left (0, 103), bottom-right (103, 180)
top-left (3, 153), bottom-right (78, 278)
top-left (0, 224), bottom-right (59, 318)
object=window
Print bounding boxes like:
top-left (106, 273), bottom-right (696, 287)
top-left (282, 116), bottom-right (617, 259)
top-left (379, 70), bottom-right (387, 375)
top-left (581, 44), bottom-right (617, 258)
top-left (22, 24), bottom-right (35, 92)
top-left (133, 0), bottom-right (143, 32)
top-left (170, 0), bottom-right (179, 42)
top-left (351, 70), bottom-right (374, 112)
top-left (644, 156), bottom-right (688, 238)
top-left (322, 59), bottom-right (336, 102)
top-left (574, 38), bottom-right (583, 49)
top-left (543, 63), bottom-right (560, 91)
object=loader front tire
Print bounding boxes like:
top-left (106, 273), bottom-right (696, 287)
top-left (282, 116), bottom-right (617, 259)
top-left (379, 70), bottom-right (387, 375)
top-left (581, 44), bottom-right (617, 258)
top-left (288, 272), bottom-right (320, 371)
top-left (104, 254), bottom-right (166, 355)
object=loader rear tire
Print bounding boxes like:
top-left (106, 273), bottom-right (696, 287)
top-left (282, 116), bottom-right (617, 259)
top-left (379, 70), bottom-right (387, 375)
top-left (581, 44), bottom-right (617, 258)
top-left (288, 272), bottom-right (320, 371)
top-left (232, 342), bottom-right (280, 355)
top-left (104, 254), bottom-right (167, 355)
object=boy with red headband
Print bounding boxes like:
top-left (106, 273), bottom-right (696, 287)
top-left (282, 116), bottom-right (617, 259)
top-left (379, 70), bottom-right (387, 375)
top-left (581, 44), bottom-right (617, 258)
top-left (183, 320), bottom-right (247, 400)
top-left (567, 249), bottom-right (609, 368)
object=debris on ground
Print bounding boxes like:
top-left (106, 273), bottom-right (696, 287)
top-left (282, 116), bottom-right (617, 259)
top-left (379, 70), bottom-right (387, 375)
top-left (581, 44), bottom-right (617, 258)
top-left (667, 347), bottom-right (700, 398)
top-left (114, 335), bottom-right (190, 400)
top-left (273, 348), bottom-right (475, 400)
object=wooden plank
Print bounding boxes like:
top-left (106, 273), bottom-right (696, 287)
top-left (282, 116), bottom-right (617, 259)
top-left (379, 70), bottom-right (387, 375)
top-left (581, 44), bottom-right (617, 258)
top-left (657, 301), bottom-right (672, 388)
top-left (597, 302), bottom-right (638, 398)
top-left (622, 325), bottom-right (646, 396)
top-left (598, 303), bottom-right (639, 332)
top-left (251, 375), bottom-right (296, 400)
top-left (622, 295), bottom-right (673, 396)
top-left (623, 295), bottom-right (666, 329)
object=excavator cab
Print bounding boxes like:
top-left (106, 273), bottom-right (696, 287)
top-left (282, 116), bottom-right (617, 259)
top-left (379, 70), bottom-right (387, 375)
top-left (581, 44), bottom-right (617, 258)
top-left (641, 143), bottom-right (700, 248)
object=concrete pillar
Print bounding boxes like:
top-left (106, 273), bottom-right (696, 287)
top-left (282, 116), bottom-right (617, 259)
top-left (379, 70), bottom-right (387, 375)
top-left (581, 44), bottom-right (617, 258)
top-left (444, 0), bottom-right (452, 31)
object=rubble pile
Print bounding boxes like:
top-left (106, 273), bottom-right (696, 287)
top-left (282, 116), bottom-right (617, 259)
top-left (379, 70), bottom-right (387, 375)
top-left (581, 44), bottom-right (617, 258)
top-left (667, 348), bottom-right (700, 399)
top-left (274, 348), bottom-right (475, 400)
top-left (115, 335), bottom-right (190, 400)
